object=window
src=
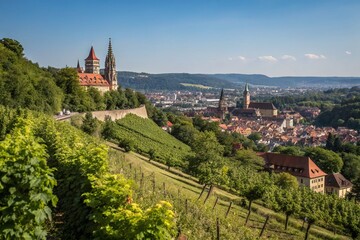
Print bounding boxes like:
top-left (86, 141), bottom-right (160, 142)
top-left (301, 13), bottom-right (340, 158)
top-left (301, 179), bottom-right (303, 183)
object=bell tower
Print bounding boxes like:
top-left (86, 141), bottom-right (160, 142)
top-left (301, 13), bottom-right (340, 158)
top-left (85, 46), bottom-right (100, 74)
top-left (243, 83), bottom-right (250, 109)
top-left (105, 38), bottom-right (118, 90)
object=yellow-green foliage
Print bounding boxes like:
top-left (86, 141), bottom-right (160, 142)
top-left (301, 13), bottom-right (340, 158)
top-left (0, 108), bottom-right (177, 240)
top-left (83, 174), bottom-right (176, 240)
top-left (0, 117), bottom-right (57, 239)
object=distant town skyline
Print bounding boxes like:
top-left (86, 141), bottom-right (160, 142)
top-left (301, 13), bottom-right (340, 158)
top-left (1, 0), bottom-right (360, 77)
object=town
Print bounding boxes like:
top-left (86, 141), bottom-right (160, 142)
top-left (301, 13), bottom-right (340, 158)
top-left (146, 87), bottom-right (360, 148)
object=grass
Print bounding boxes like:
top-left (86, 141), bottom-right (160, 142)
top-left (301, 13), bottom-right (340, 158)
top-left (107, 145), bottom-right (351, 240)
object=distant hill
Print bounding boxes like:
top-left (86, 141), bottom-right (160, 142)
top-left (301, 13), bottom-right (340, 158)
top-left (118, 71), bottom-right (360, 90)
top-left (118, 71), bottom-right (237, 90)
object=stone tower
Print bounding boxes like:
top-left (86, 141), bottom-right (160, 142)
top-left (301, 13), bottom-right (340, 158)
top-left (105, 38), bottom-right (118, 90)
top-left (243, 83), bottom-right (250, 109)
top-left (218, 88), bottom-right (227, 119)
top-left (218, 88), bottom-right (227, 111)
top-left (85, 46), bottom-right (100, 74)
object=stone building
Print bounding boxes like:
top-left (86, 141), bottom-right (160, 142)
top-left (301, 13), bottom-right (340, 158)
top-left (77, 39), bottom-right (118, 93)
top-left (229, 83), bottom-right (277, 118)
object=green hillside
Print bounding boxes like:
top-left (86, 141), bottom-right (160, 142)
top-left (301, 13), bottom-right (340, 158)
top-left (113, 114), bottom-right (193, 166)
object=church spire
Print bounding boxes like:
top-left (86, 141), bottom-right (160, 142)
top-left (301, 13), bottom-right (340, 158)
top-left (76, 59), bottom-right (82, 73)
top-left (105, 38), bottom-right (118, 90)
top-left (243, 82), bottom-right (250, 109)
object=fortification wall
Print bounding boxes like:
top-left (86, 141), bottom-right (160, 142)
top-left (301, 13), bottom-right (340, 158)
top-left (86, 105), bottom-right (148, 121)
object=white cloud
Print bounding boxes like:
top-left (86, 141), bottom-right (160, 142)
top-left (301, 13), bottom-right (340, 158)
top-left (228, 57), bottom-right (233, 61)
top-left (258, 55), bottom-right (278, 63)
top-left (237, 56), bottom-right (246, 61)
top-left (304, 53), bottom-right (326, 60)
top-left (281, 55), bottom-right (296, 61)
top-left (345, 51), bottom-right (352, 55)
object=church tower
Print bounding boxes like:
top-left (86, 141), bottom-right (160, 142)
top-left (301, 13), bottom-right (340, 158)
top-left (218, 88), bottom-right (227, 111)
top-left (243, 83), bottom-right (250, 109)
top-left (105, 38), bottom-right (118, 90)
top-left (218, 88), bottom-right (227, 119)
top-left (85, 46), bottom-right (100, 74)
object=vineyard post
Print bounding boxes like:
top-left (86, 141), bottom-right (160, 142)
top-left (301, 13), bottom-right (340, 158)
top-left (204, 184), bottom-right (214, 204)
top-left (134, 168), bottom-right (137, 181)
top-left (225, 201), bottom-right (233, 218)
top-left (185, 199), bottom-right (188, 214)
top-left (140, 172), bottom-right (144, 190)
top-left (216, 217), bottom-right (220, 240)
top-left (197, 184), bottom-right (207, 201)
top-left (259, 215), bottom-right (270, 237)
top-left (152, 173), bottom-right (156, 194)
top-left (163, 182), bottom-right (166, 197)
top-left (129, 163), bottom-right (132, 170)
top-left (213, 197), bottom-right (219, 210)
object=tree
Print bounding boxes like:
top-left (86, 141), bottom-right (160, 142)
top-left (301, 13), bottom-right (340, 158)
top-left (101, 116), bottom-right (116, 140)
top-left (304, 147), bottom-right (343, 173)
top-left (233, 149), bottom-right (264, 170)
top-left (248, 132), bottom-right (261, 142)
top-left (274, 189), bottom-right (301, 230)
top-left (274, 172), bottom-right (299, 190)
top-left (273, 146), bottom-right (304, 156)
top-left (81, 112), bottom-right (98, 135)
top-left (189, 131), bottom-right (227, 186)
top-left (171, 123), bottom-right (199, 146)
top-left (0, 38), bottom-right (24, 56)
top-left (326, 133), bottom-right (335, 150)
top-left (243, 184), bottom-right (266, 225)
top-left (341, 153), bottom-right (360, 182)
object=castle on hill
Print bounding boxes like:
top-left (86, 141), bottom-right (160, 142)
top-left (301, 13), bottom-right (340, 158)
top-left (213, 84), bottom-right (278, 119)
top-left (76, 39), bottom-right (117, 93)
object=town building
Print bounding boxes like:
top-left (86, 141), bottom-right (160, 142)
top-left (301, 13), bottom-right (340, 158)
top-left (234, 83), bottom-right (278, 118)
top-left (76, 39), bottom-right (118, 93)
top-left (325, 173), bottom-right (352, 198)
top-left (258, 152), bottom-right (327, 193)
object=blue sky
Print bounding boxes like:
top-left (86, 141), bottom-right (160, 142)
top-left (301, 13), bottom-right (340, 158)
top-left (1, 0), bottom-right (359, 76)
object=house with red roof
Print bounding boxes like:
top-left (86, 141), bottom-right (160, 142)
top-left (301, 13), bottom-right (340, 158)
top-left (76, 39), bottom-right (118, 93)
top-left (258, 152), bottom-right (327, 193)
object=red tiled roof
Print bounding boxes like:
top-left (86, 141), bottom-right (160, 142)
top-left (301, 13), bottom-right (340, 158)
top-left (325, 173), bottom-right (352, 189)
top-left (258, 152), bottom-right (327, 179)
top-left (249, 102), bottom-right (277, 110)
top-left (167, 121), bottom-right (173, 127)
top-left (85, 46), bottom-right (99, 61)
top-left (78, 73), bottom-right (109, 86)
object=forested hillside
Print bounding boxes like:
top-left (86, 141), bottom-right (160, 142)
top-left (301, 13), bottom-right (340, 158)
top-left (0, 38), bottom-right (63, 113)
top-left (118, 71), bottom-right (360, 90)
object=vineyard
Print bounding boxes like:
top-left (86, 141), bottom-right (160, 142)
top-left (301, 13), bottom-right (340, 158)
top-left (113, 114), bottom-right (193, 165)
top-left (0, 107), bottom-right (176, 239)
top-left (107, 146), bottom-right (353, 240)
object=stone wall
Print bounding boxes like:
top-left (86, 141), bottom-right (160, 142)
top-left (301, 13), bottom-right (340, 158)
top-left (87, 105), bottom-right (148, 121)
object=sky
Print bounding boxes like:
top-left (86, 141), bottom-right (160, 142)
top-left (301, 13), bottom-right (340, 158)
top-left (1, 0), bottom-right (359, 76)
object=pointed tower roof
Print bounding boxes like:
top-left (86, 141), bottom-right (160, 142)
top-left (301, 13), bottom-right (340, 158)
top-left (219, 88), bottom-right (224, 100)
top-left (244, 83), bottom-right (249, 93)
top-left (108, 38), bottom-right (113, 55)
top-left (85, 46), bottom-right (99, 60)
top-left (76, 59), bottom-right (82, 73)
